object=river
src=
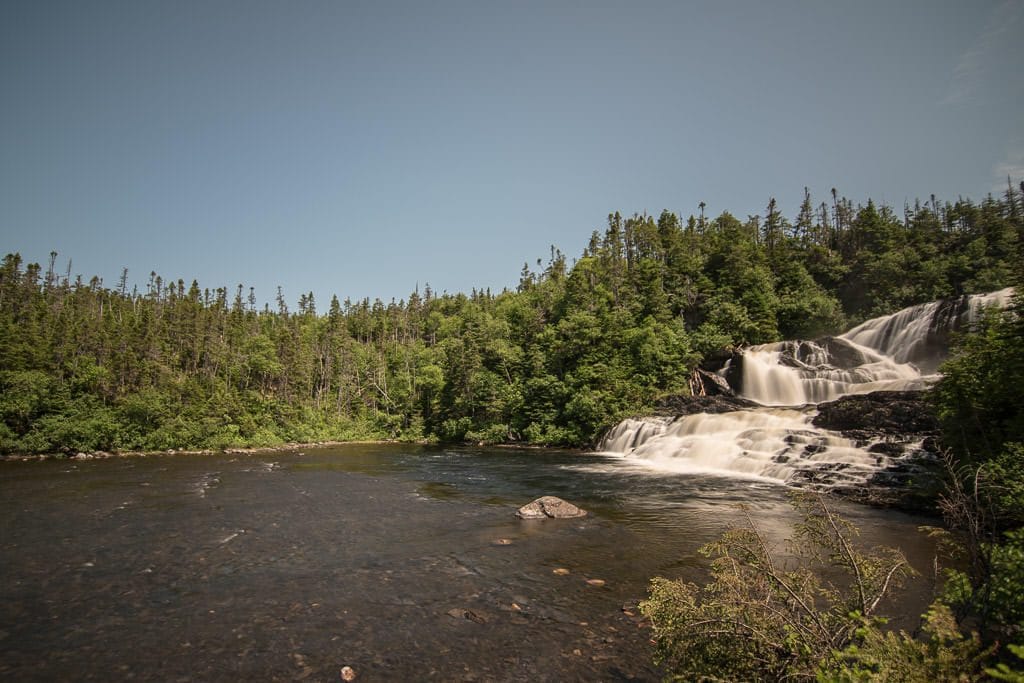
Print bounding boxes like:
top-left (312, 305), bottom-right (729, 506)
top-left (1, 444), bottom-right (941, 681)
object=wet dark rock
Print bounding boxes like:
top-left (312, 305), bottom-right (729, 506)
top-left (516, 496), bottom-right (587, 519)
top-left (801, 443), bottom-right (825, 456)
top-left (812, 391), bottom-right (937, 436)
top-left (699, 346), bottom-right (740, 373)
top-left (720, 354), bottom-right (745, 393)
top-left (688, 369), bottom-right (736, 397)
top-left (805, 391), bottom-right (946, 512)
top-left (653, 394), bottom-right (758, 417)
top-left (868, 441), bottom-right (906, 457)
top-left (817, 336), bottom-right (877, 370)
top-left (697, 347), bottom-right (745, 393)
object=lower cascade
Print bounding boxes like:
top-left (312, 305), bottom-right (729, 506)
top-left (598, 289), bottom-right (1013, 489)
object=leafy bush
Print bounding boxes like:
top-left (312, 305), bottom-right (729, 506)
top-left (437, 416), bottom-right (473, 442)
top-left (641, 494), bottom-right (987, 681)
top-left (828, 603), bottom-right (988, 682)
top-left (465, 422), bottom-right (512, 444)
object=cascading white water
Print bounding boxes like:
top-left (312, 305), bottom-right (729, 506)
top-left (599, 410), bottom-right (887, 483)
top-left (735, 339), bottom-right (925, 406)
top-left (599, 289), bottom-right (1014, 486)
top-left (841, 287), bottom-right (1013, 371)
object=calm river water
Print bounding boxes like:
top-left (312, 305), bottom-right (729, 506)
top-left (0, 444), bottom-right (941, 681)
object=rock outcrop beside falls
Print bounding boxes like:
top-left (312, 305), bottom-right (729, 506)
top-left (813, 390), bottom-right (939, 439)
top-left (810, 390), bottom-right (943, 510)
top-left (654, 393), bottom-right (758, 416)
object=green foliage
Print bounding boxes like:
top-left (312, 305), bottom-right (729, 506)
top-left (640, 494), bottom-right (1008, 682)
top-left (826, 602), bottom-right (989, 682)
top-left (931, 294), bottom-right (1024, 464)
top-left (938, 528), bottom-right (1024, 638)
top-left (929, 283), bottom-right (1024, 659)
top-left (641, 494), bottom-right (919, 681)
top-left (985, 443), bottom-right (1024, 526)
top-left (0, 187), bottom-right (1019, 454)
top-left (987, 644), bottom-right (1024, 681)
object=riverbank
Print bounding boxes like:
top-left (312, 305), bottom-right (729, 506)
top-left (0, 439), bottom-right (410, 462)
top-left (0, 437), bottom-right (593, 463)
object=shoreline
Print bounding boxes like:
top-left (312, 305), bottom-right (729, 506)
top-left (0, 439), bottom-right (410, 462)
top-left (0, 438), bottom-right (588, 462)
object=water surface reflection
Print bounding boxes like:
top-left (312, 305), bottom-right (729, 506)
top-left (1, 444), bottom-right (939, 681)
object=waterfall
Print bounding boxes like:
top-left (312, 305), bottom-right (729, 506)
top-left (599, 289), bottom-right (1013, 486)
top-left (841, 287), bottom-right (1013, 372)
top-left (599, 409), bottom-right (885, 483)
top-left (734, 338), bottom-right (924, 406)
top-left (730, 288), bottom-right (1014, 405)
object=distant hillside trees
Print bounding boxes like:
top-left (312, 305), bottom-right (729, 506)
top-left (1, 184), bottom-right (1021, 453)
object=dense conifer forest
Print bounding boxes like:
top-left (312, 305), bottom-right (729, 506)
top-left (1, 185), bottom-right (1022, 455)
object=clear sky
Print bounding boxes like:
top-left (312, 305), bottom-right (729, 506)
top-left (2, 1), bottom-right (1022, 307)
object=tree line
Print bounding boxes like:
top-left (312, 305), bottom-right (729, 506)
top-left (1, 183), bottom-right (1022, 454)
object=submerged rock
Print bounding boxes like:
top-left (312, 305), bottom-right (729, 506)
top-left (446, 607), bottom-right (487, 624)
top-left (516, 496), bottom-right (587, 519)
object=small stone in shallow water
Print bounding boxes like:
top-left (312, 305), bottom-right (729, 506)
top-left (492, 538), bottom-right (513, 546)
top-left (586, 578), bottom-right (606, 587)
top-left (340, 665), bottom-right (356, 681)
top-left (552, 568), bottom-right (570, 576)
top-left (446, 608), bottom-right (487, 624)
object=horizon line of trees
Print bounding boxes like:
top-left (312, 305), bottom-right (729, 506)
top-left (1, 183), bottom-right (1021, 454)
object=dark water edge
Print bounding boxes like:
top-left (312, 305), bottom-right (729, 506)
top-left (0, 444), bottom-right (942, 682)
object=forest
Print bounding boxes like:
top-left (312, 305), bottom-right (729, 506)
top-left (2, 185), bottom-right (1020, 455)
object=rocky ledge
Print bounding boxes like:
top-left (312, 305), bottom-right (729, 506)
top-left (812, 390), bottom-right (943, 511)
top-left (812, 390), bottom-right (939, 437)
top-left (653, 393), bottom-right (759, 416)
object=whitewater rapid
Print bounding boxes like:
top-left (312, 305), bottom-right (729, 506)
top-left (598, 288), bottom-right (1013, 487)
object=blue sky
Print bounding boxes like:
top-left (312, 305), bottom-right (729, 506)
top-left (2, 0), bottom-right (1022, 307)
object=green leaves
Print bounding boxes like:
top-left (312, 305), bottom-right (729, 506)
top-left (0, 185), bottom-right (1019, 454)
top-left (642, 496), bottom-right (916, 681)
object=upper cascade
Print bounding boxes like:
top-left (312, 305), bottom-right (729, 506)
top-left (841, 287), bottom-right (1013, 372)
top-left (724, 288), bottom-right (1013, 406)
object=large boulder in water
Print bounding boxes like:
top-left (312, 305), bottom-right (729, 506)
top-left (516, 496), bottom-right (587, 519)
